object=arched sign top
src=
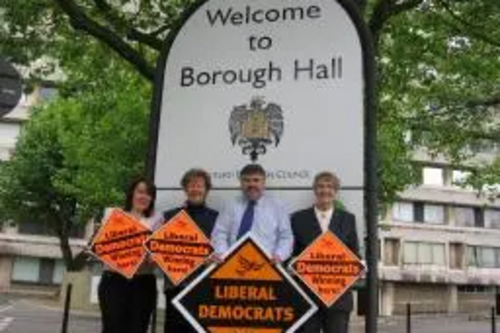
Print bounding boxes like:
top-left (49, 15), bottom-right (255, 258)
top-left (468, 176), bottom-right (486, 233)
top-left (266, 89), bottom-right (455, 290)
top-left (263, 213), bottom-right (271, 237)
top-left (148, 0), bottom-right (374, 190)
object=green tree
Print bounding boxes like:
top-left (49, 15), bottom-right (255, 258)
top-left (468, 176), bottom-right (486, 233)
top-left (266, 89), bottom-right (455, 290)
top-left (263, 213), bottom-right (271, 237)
top-left (0, 45), bottom-right (150, 269)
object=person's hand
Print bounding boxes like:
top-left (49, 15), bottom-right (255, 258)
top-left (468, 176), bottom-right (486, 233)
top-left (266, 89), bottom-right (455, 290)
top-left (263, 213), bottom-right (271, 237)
top-left (206, 253), bottom-right (224, 265)
top-left (271, 255), bottom-right (282, 265)
top-left (83, 245), bottom-right (93, 255)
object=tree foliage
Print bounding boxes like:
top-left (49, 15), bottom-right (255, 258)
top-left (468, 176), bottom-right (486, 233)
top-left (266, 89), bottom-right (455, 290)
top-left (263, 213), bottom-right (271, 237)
top-left (0, 41), bottom-right (150, 269)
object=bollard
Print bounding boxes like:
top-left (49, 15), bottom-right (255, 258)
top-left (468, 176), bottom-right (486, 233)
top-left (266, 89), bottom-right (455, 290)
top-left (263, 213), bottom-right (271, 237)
top-left (61, 283), bottom-right (73, 333)
top-left (492, 307), bottom-right (496, 333)
top-left (497, 294), bottom-right (500, 316)
top-left (406, 303), bottom-right (411, 333)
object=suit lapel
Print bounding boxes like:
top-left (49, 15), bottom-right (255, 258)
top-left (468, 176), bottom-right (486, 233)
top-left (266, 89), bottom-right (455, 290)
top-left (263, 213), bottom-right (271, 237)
top-left (328, 210), bottom-right (343, 237)
top-left (306, 207), bottom-right (322, 241)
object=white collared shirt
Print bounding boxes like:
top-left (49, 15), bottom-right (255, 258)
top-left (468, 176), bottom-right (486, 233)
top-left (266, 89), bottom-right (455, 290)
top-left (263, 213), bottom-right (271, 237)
top-left (314, 206), bottom-right (334, 233)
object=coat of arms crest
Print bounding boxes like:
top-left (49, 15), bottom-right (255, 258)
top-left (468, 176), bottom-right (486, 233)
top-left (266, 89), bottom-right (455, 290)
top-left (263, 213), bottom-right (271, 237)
top-left (228, 97), bottom-right (284, 162)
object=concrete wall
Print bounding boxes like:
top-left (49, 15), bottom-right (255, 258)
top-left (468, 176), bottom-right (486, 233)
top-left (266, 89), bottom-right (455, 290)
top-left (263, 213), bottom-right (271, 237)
top-left (0, 255), bottom-right (13, 291)
top-left (393, 283), bottom-right (450, 314)
top-left (457, 289), bottom-right (495, 314)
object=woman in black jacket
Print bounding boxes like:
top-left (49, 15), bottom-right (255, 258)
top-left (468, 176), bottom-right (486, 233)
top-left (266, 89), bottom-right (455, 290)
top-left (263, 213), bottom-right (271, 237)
top-left (163, 169), bottom-right (218, 333)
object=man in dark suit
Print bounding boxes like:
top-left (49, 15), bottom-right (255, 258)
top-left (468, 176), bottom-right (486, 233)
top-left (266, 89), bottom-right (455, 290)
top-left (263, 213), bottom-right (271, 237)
top-left (163, 169), bottom-right (218, 333)
top-left (291, 171), bottom-right (360, 333)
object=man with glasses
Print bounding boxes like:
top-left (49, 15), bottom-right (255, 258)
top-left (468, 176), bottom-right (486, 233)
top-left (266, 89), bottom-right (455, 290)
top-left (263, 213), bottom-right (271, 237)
top-left (211, 164), bottom-right (293, 263)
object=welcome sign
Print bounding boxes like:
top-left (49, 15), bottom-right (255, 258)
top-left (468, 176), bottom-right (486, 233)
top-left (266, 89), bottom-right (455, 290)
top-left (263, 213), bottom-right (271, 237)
top-left (150, 0), bottom-right (364, 190)
top-left (149, 0), bottom-right (377, 328)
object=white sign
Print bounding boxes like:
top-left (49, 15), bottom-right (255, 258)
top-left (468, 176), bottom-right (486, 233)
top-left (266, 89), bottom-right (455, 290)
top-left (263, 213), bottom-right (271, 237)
top-left (153, 0), bottom-right (363, 190)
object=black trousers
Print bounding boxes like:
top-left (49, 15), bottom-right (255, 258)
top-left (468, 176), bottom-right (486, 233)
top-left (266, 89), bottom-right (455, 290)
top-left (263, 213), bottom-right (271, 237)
top-left (297, 309), bottom-right (350, 333)
top-left (98, 271), bottom-right (157, 333)
top-left (164, 287), bottom-right (196, 333)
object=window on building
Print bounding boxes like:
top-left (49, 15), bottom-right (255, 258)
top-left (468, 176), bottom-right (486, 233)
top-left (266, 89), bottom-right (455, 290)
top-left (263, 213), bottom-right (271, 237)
top-left (394, 202), bottom-right (447, 225)
top-left (480, 247), bottom-right (496, 268)
top-left (414, 202), bottom-right (424, 222)
top-left (39, 258), bottom-right (55, 285)
top-left (486, 210), bottom-right (500, 229)
top-left (403, 242), bottom-right (446, 266)
top-left (17, 220), bottom-right (55, 236)
top-left (474, 208), bottom-right (485, 228)
top-left (454, 207), bottom-right (475, 227)
top-left (424, 204), bottom-right (445, 224)
top-left (392, 202), bottom-right (414, 222)
top-left (11, 257), bottom-right (40, 283)
top-left (11, 257), bottom-right (65, 285)
top-left (17, 220), bottom-right (85, 238)
top-left (422, 167), bottom-right (444, 186)
top-left (467, 246), bottom-right (500, 268)
top-left (432, 243), bottom-right (446, 265)
top-left (457, 285), bottom-right (491, 293)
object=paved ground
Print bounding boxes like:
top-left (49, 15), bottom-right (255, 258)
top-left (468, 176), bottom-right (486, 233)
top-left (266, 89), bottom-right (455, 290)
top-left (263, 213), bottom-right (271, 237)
top-left (0, 295), bottom-right (498, 332)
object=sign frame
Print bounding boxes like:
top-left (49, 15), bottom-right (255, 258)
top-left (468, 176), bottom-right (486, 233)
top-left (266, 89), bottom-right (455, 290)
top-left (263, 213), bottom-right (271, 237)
top-left (147, 0), bottom-right (378, 331)
top-left (144, 209), bottom-right (214, 286)
top-left (172, 234), bottom-right (318, 333)
top-left (288, 230), bottom-right (366, 307)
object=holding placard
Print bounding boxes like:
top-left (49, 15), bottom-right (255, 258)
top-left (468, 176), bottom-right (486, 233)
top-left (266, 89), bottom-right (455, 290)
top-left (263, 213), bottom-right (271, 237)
top-left (90, 209), bottom-right (151, 279)
top-left (145, 210), bottom-right (214, 285)
top-left (289, 231), bottom-right (365, 307)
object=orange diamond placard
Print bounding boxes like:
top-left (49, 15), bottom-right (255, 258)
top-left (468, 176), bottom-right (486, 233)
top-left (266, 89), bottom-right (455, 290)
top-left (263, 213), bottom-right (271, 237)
top-left (289, 231), bottom-right (365, 307)
top-left (144, 210), bottom-right (213, 285)
top-left (90, 209), bottom-right (151, 279)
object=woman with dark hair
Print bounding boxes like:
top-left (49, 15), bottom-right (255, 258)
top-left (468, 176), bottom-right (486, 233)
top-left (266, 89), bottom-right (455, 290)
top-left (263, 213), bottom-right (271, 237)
top-left (163, 169), bottom-right (218, 333)
top-left (97, 177), bottom-right (163, 333)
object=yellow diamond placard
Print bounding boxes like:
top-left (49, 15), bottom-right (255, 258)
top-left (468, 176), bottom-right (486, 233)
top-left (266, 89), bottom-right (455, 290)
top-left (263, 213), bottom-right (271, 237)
top-left (289, 231), bottom-right (365, 307)
top-left (90, 209), bottom-right (151, 279)
top-left (145, 210), bottom-right (213, 285)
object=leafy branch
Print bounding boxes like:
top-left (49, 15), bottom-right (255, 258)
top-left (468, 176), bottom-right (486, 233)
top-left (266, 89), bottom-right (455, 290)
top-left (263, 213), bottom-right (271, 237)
top-left (436, 0), bottom-right (500, 49)
top-left (54, 0), bottom-right (155, 81)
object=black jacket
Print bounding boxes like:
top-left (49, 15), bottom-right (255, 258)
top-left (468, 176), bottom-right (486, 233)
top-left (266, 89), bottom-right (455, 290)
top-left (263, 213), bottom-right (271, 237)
top-left (291, 207), bottom-right (360, 312)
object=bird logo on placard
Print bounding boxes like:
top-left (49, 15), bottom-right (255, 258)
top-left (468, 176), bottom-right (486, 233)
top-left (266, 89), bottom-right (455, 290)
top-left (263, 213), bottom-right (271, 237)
top-left (229, 96), bottom-right (284, 162)
top-left (235, 255), bottom-right (266, 277)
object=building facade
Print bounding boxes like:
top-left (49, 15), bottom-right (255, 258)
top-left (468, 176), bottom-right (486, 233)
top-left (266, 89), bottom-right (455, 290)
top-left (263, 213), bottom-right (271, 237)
top-left (379, 149), bottom-right (500, 315)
